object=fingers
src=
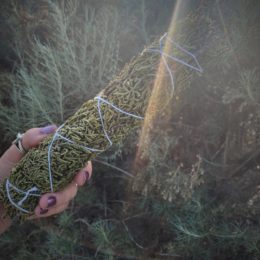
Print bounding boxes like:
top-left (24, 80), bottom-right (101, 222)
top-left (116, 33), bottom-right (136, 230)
top-left (33, 162), bottom-right (92, 218)
top-left (0, 125), bottom-right (57, 180)
top-left (74, 161), bottom-right (92, 187)
top-left (33, 182), bottom-right (78, 218)
top-left (37, 182), bottom-right (78, 213)
top-left (22, 125), bottom-right (57, 150)
top-left (30, 202), bottom-right (70, 219)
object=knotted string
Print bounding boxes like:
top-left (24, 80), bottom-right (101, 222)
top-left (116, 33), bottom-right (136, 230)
top-left (6, 99), bottom-right (144, 213)
top-left (149, 33), bottom-right (203, 73)
top-left (6, 179), bottom-right (40, 213)
top-left (6, 33), bottom-right (203, 213)
top-left (47, 100), bottom-right (143, 193)
top-left (95, 96), bottom-right (144, 146)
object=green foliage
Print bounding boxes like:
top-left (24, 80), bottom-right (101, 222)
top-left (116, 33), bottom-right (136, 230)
top-left (89, 220), bottom-right (115, 257)
top-left (0, 0), bottom-right (120, 141)
top-left (0, 0), bottom-right (260, 259)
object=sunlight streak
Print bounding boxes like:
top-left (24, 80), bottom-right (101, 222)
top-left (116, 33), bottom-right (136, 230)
top-left (134, 0), bottom-right (187, 171)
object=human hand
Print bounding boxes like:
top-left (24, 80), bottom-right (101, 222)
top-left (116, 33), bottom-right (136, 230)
top-left (32, 162), bottom-right (92, 218)
top-left (0, 125), bottom-right (92, 231)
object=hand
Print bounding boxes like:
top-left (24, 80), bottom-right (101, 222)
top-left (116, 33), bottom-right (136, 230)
top-left (0, 125), bottom-right (92, 232)
top-left (33, 162), bottom-right (92, 218)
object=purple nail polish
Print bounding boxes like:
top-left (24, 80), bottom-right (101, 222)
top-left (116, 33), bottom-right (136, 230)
top-left (40, 125), bottom-right (56, 134)
top-left (47, 196), bottom-right (57, 208)
top-left (85, 171), bottom-right (90, 181)
top-left (40, 208), bottom-right (48, 215)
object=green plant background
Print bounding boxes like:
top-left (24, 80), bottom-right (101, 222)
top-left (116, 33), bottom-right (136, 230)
top-left (0, 0), bottom-right (260, 259)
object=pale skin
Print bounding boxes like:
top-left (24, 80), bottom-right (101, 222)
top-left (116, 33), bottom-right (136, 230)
top-left (0, 125), bottom-right (92, 234)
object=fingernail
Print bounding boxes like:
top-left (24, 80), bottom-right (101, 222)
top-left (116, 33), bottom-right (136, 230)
top-left (47, 196), bottom-right (57, 208)
top-left (40, 125), bottom-right (56, 134)
top-left (40, 208), bottom-right (48, 215)
top-left (84, 171), bottom-right (90, 181)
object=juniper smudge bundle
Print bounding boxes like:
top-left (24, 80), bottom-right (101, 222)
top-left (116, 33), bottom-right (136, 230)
top-left (0, 39), bottom-right (165, 219)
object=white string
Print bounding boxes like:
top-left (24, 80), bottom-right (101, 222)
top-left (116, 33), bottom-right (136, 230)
top-left (162, 55), bottom-right (175, 95)
top-left (6, 34), bottom-right (203, 213)
top-left (5, 179), bottom-right (40, 214)
top-left (94, 96), bottom-right (144, 146)
top-left (47, 98), bottom-right (143, 192)
top-left (17, 187), bottom-right (39, 206)
top-left (148, 33), bottom-right (203, 73)
top-left (47, 124), bottom-right (107, 192)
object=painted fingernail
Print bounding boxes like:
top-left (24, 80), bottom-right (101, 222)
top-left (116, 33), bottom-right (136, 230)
top-left (47, 196), bottom-right (57, 208)
top-left (85, 171), bottom-right (90, 181)
top-left (40, 125), bottom-right (56, 134)
top-left (40, 208), bottom-right (48, 215)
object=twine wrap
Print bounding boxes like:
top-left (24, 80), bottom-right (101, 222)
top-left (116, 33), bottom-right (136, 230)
top-left (0, 42), bottom-right (158, 219)
top-left (0, 35), bottom-right (202, 219)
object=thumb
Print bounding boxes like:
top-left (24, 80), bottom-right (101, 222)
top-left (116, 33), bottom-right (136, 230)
top-left (22, 125), bottom-right (57, 150)
top-left (0, 125), bottom-right (57, 181)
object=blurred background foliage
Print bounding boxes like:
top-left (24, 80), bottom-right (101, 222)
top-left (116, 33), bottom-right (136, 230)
top-left (0, 0), bottom-right (260, 259)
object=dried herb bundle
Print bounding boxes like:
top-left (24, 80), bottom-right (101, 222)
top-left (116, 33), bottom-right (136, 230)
top-left (0, 40), bottom-right (162, 219)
